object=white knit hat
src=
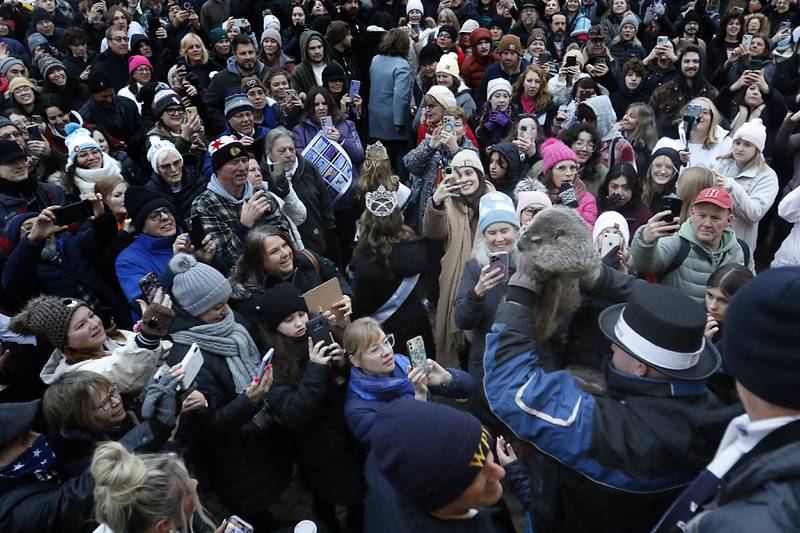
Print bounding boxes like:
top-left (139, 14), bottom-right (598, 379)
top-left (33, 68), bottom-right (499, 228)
top-left (487, 78), bottom-right (512, 101)
top-left (592, 210), bottom-right (631, 247)
top-left (406, 0), bottom-right (424, 15)
top-left (147, 138), bottom-right (184, 174)
top-left (733, 118), bottom-right (766, 153)
top-left (64, 123), bottom-right (100, 167)
top-left (460, 19), bottom-right (480, 34)
top-left (451, 149), bottom-right (485, 177)
top-left (436, 52), bottom-right (460, 78)
top-left (426, 85), bottom-right (457, 109)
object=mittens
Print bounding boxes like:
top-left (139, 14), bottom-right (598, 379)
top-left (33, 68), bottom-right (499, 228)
top-left (558, 182), bottom-right (579, 208)
top-left (141, 368), bottom-right (179, 428)
top-left (141, 301), bottom-right (175, 338)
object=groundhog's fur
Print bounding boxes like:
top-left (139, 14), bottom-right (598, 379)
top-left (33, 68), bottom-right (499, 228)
top-left (516, 206), bottom-right (601, 343)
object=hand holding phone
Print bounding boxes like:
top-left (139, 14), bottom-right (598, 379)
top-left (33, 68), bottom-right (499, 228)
top-left (599, 232), bottom-right (623, 257)
top-left (224, 515), bottom-right (254, 533)
top-left (256, 348), bottom-right (274, 382)
top-left (138, 272), bottom-right (163, 304)
top-left (52, 200), bottom-right (93, 226)
top-left (488, 251), bottom-right (509, 282)
top-left (406, 336), bottom-right (428, 374)
top-left (349, 79), bottom-right (361, 99)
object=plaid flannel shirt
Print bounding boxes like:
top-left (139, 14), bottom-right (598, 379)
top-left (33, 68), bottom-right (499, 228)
top-left (190, 189), bottom-right (246, 269)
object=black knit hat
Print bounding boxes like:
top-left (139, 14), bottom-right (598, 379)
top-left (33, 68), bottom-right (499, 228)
top-left (257, 282), bottom-right (309, 331)
top-left (322, 63), bottom-right (347, 84)
top-left (648, 147), bottom-right (682, 174)
top-left (124, 186), bottom-right (175, 231)
top-left (87, 68), bottom-right (114, 93)
top-left (418, 43), bottom-right (443, 65)
top-left (438, 25), bottom-right (458, 41)
top-left (31, 7), bottom-right (53, 24)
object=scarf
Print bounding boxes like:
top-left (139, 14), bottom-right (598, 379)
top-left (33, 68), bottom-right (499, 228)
top-left (207, 174), bottom-right (254, 204)
top-left (0, 433), bottom-right (57, 482)
top-left (170, 313), bottom-right (261, 392)
top-left (347, 354), bottom-right (414, 401)
top-left (729, 103), bottom-right (764, 137)
top-left (72, 153), bottom-right (122, 194)
top-left (519, 93), bottom-right (537, 114)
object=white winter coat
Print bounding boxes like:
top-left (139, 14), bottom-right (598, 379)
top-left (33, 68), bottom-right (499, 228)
top-left (772, 186), bottom-right (800, 267)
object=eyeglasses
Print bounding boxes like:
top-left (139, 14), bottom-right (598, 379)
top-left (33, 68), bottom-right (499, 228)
top-left (96, 384), bottom-right (120, 411)
top-left (13, 87), bottom-right (33, 95)
top-left (147, 207), bottom-right (173, 221)
top-left (110, 36), bottom-right (128, 43)
top-left (572, 140), bottom-right (595, 151)
top-left (165, 107), bottom-right (185, 116)
top-left (135, 66), bottom-right (152, 73)
top-left (364, 334), bottom-right (394, 357)
top-left (521, 206), bottom-right (543, 217)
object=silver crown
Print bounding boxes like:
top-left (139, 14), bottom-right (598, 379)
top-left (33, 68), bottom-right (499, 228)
top-left (365, 184), bottom-right (398, 217)
top-left (365, 141), bottom-right (390, 160)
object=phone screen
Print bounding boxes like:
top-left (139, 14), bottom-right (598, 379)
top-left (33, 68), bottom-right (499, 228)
top-left (188, 215), bottom-right (205, 247)
top-left (138, 272), bottom-right (162, 304)
top-left (565, 55), bottom-right (576, 67)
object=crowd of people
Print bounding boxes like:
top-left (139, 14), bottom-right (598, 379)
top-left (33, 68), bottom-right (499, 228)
top-left (0, 0), bottom-right (799, 531)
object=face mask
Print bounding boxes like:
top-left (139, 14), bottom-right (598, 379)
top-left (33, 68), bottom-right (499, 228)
top-left (0, 434), bottom-right (57, 482)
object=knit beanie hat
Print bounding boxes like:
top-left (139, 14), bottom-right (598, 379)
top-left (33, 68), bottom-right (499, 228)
top-left (124, 185), bottom-right (175, 231)
top-left (0, 57), bottom-right (24, 77)
top-left (438, 25), bottom-right (458, 42)
top-left (10, 296), bottom-right (88, 350)
top-left (64, 123), bottom-right (101, 165)
top-left (487, 77), bottom-right (512, 101)
top-left (418, 43), bottom-right (443, 65)
top-left (528, 28), bottom-right (546, 44)
top-left (489, 15), bottom-right (510, 32)
top-left (683, 10), bottom-right (701, 25)
top-left (540, 138), bottom-right (578, 176)
top-left (241, 76), bottom-right (267, 94)
top-left (322, 62), bottom-right (347, 84)
top-left (498, 34), bottom-right (522, 54)
top-left (648, 147), bottom-right (682, 173)
top-left (153, 89), bottom-right (183, 118)
top-left (169, 253), bottom-right (232, 317)
top-left (733, 118), bottom-right (766, 153)
top-left (27, 32), bottom-right (48, 54)
top-left (326, 20), bottom-right (350, 47)
top-left (261, 28), bottom-right (282, 48)
top-left (451, 149), bottom-right (485, 177)
top-left (436, 52), bottom-right (459, 78)
top-left (587, 24), bottom-right (608, 41)
top-left (5, 211), bottom-right (39, 250)
top-left (209, 27), bottom-right (227, 46)
top-left (562, 48), bottom-right (586, 67)
top-left (224, 92), bottom-right (254, 120)
top-left (460, 19), bottom-right (479, 34)
top-left (147, 139), bottom-right (183, 174)
top-left (592, 210), bottom-right (630, 246)
top-left (259, 283), bottom-right (309, 331)
top-left (7, 77), bottom-right (36, 95)
top-left (619, 12), bottom-right (639, 31)
top-left (479, 191), bottom-right (520, 233)
top-left (210, 134), bottom-right (247, 171)
top-left (30, 7), bottom-right (53, 24)
top-left (36, 54), bottom-right (65, 79)
top-left (516, 190), bottom-right (552, 218)
top-left (87, 68), bottom-right (114, 93)
top-left (426, 85), bottom-right (457, 109)
top-left (406, 0), bottom-right (424, 14)
top-left (723, 267), bottom-right (800, 409)
top-left (263, 14), bottom-right (281, 31)
top-left (128, 55), bottom-right (152, 75)
top-left (371, 399), bottom-right (493, 513)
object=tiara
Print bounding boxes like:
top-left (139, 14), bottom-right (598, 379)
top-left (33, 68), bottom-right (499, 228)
top-left (365, 185), bottom-right (398, 217)
top-left (365, 141), bottom-right (389, 161)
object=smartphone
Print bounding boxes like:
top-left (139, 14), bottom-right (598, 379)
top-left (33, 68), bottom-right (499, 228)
top-left (185, 106), bottom-right (198, 121)
top-left (657, 35), bottom-right (669, 46)
top-left (742, 34), bottom-right (753, 50)
top-left (488, 251), bottom-right (509, 282)
top-left (519, 123), bottom-right (533, 141)
top-left (349, 79), bottom-right (360, 99)
top-left (257, 348), bottom-right (274, 381)
top-left (781, 21), bottom-right (791, 33)
top-left (183, 1), bottom-right (193, 10)
top-left (442, 115), bottom-right (455, 135)
top-left (443, 166), bottom-right (460, 194)
top-left (406, 336), bottom-right (428, 374)
top-left (320, 116), bottom-right (333, 132)
top-left (224, 515), bottom-right (254, 533)
top-left (138, 272), bottom-right (162, 304)
top-left (659, 194), bottom-right (683, 221)
top-left (52, 200), bottom-right (93, 226)
top-left (147, 16), bottom-right (160, 34)
top-left (176, 56), bottom-right (187, 68)
top-left (188, 214), bottom-right (206, 246)
top-left (179, 343), bottom-right (204, 390)
top-left (307, 315), bottom-right (333, 347)
top-left (686, 104), bottom-right (702, 119)
top-left (565, 55), bottom-right (576, 67)
top-left (410, 21), bottom-right (420, 34)
top-left (26, 124), bottom-right (43, 141)
top-left (600, 232), bottom-right (622, 257)
top-left (268, 160), bottom-right (284, 177)
top-left (595, 56), bottom-right (607, 66)
top-left (283, 88), bottom-right (296, 103)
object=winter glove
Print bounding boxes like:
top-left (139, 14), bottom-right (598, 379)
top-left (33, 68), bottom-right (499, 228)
top-left (558, 182), bottom-right (579, 208)
top-left (141, 367), bottom-right (180, 428)
top-left (606, 193), bottom-right (623, 207)
top-left (601, 244), bottom-right (621, 270)
top-left (141, 301), bottom-right (175, 338)
top-left (270, 171), bottom-right (291, 199)
top-left (492, 110), bottom-right (510, 127)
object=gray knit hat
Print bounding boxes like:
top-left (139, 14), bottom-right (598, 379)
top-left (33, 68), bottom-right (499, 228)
top-left (10, 296), bottom-right (87, 349)
top-left (36, 54), bottom-right (65, 79)
top-left (224, 92), bottom-right (254, 120)
top-left (27, 32), bottom-right (49, 54)
top-left (168, 253), bottom-right (232, 317)
top-left (0, 57), bottom-right (25, 77)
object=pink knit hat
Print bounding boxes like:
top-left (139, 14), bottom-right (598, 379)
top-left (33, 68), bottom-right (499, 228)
top-left (540, 138), bottom-right (579, 176)
top-left (128, 55), bottom-right (152, 75)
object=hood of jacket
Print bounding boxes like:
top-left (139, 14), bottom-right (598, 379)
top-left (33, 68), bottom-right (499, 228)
top-left (469, 28), bottom-right (492, 56)
top-left (225, 54), bottom-right (266, 77)
top-left (39, 335), bottom-right (128, 385)
top-left (299, 29), bottom-right (331, 65)
top-left (679, 218), bottom-right (737, 256)
top-left (582, 94), bottom-right (619, 140)
top-left (490, 142), bottom-right (523, 181)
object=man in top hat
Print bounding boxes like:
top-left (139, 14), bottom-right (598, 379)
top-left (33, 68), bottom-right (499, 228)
top-left (484, 276), bottom-right (742, 532)
top-left (366, 398), bottom-right (509, 532)
top-left (653, 267), bottom-right (800, 532)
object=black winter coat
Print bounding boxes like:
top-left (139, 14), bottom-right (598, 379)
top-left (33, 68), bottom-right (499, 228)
top-left (144, 167), bottom-right (210, 225)
top-left (78, 96), bottom-right (140, 150)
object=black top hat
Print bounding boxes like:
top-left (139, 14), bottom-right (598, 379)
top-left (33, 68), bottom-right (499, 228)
top-left (598, 284), bottom-right (720, 381)
top-left (0, 400), bottom-right (40, 449)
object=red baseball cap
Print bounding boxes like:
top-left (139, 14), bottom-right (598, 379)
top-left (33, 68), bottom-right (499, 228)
top-left (693, 187), bottom-right (732, 209)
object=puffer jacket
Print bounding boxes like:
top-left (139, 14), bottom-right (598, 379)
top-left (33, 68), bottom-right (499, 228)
top-left (460, 28), bottom-right (499, 90)
top-left (629, 219), bottom-right (756, 303)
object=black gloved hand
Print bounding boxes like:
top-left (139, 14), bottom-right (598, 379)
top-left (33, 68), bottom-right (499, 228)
top-left (601, 244), bottom-right (621, 270)
top-left (270, 171), bottom-right (291, 198)
top-left (606, 193), bottom-right (623, 207)
top-left (558, 182), bottom-right (579, 208)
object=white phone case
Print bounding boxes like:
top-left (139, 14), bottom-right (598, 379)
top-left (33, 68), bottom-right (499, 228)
top-left (180, 343), bottom-right (204, 390)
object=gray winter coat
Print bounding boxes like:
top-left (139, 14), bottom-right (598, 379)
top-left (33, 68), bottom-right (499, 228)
top-left (368, 54), bottom-right (412, 141)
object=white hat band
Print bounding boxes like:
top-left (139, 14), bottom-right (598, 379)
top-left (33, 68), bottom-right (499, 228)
top-left (614, 315), bottom-right (704, 371)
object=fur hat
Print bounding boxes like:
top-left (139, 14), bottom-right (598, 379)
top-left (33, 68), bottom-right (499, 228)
top-left (540, 138), bottom-right (578, 176)
top-left (124, 185), bottom-right (175, 232)
top-left (10, 296), bottom-right (87, 350)
top-left (169, 253), bottom-right (232, 317)
top-left (479, 191), bottom-right (519, 233)
top-left (426, 85), bottom-right (456, 109)
top-left (406, 0), bottom-right (424, 15)
top-left (498, 34), bottom-right (521, 54)
top-left (487, 78), bottom-right (512, 101)
top-left (224, 92), bottom-right (254, 120)
top-left (451, 149), bottom-right (485, 177)
top-left (261, 28), bottom-right (282, 48)
top-left (733, 118), bottom-right (766, 152)
top-left (436, 52), bottom-right (459, 78)
top-left (326, 20), bottom-right (350, 47)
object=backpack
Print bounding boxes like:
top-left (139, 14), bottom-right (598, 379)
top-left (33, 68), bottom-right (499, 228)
top-left (658, 236), bottom-right (751, 282)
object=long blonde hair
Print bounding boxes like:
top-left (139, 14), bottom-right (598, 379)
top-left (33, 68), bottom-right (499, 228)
top-left (676, 167), bottom-right (715, 223)
top-left (676, 97), bottom-right (723, 149)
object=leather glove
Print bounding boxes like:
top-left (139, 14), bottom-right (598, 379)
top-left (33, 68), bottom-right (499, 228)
top-left (601, 244), bottom-right (621, 270)
top-left (141, 301), bottom-right (175, 338)
top-left (558, 182), bottom-right (579, 208)
top-left (141, 367), bottom-right (179, 428)
top-left (270, 172), bottom-right (291, 198)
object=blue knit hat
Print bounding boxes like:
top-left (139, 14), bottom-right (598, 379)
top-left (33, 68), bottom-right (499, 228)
top-left (479, 191), bottom-right (520, 233)
top-left (27, 32), bottom-right (49, 54)
top-left (371, 399), bottom-right (494, 513)
top-left (723, 267), bottom-right (800, 409)
top-left (224, 92), bottom-right (254, 120)
top-left (64, 123), bottom-right (101, 167)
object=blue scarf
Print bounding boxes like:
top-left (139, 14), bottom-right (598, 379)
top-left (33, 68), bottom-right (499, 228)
top-left (348, 354), bottom-right (415, 401)
top-left (0, 434), bottom-right (57, 482)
